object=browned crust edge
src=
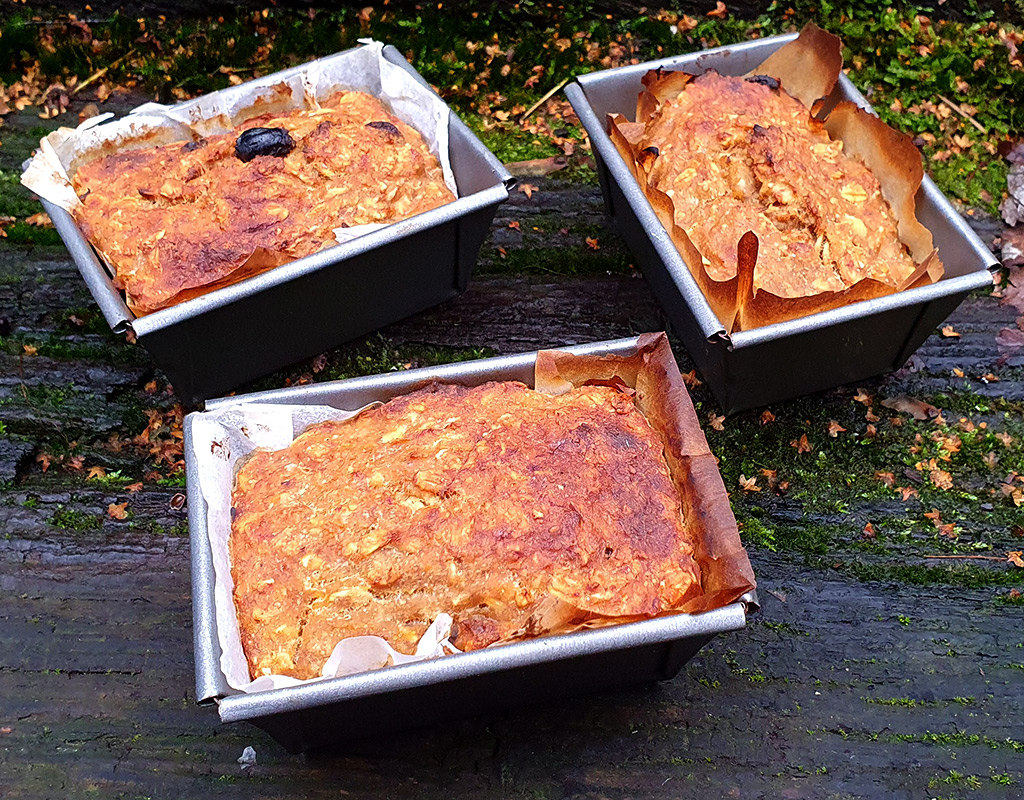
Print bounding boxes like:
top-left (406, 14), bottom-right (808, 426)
top-left (535, 332), bottom-right (756, 614)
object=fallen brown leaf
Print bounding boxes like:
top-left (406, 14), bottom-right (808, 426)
top-left (125, 482), bottom-right (143, 493)
top-left (22, 343), bottom-right (37, 355)
top-left (862, 521), bottom-right (876, 539)
top-left (504, 156), bottom-right (567, 178)
top-left (875, 471), bottom-right (896, 487)
top-left (311, 353), bottom-right (328, 374)
top-left (790, 434), bottom-right (812, 454)
top-left (585, 236), bottom-right (600, 251)
top-left (25, 212), bottom-right (52, 227)
top-left (507, 220), bottom-right (521, 231)
top-left (899, 486), bottom-right (918, 501)
top-left (739, 474), bottom-right (760, 493)
top-left (940, 325), bottom-right (960, 338)
top-left (86, 465), bottom-right (106, 480)
top-left (760, 409), bottom-right (776, 425)
top-left (680, 369), bottom-right (702, 388)
top-left (35, 452), bottom-right (51, 473)
top-left (707, 412), bottom-right (725, 431)
top-left (706, 1), bottom-right (728, 18)
top-left (996, 432), bottom-right (1015, 448)
top-left (880, 395), bottom-right (939, 420)
top-left (853, 388), bottom-right (873, 406)
top-left (937, 523), bottom-right (958, 539)
top-left (518, 182), bottom-right (539, 199)
top-left (1008, 551), bottom-right (1024, 568)
top-left (107, 501), bottom-right (129, 520)
top-left (827, 420), bottom-right (846, 437)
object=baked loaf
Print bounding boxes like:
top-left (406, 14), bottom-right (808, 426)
top-left (72, 90), bottom-right (454, 315)
top-left (640, 70), bottom-right (918, 298)
top-left (230, 381), bottom-right (703, 680)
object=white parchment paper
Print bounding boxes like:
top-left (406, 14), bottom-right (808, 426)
top-left (22, 40), bottom-right (457, 249)
top-left (191, 402), bottom-right (457, 694)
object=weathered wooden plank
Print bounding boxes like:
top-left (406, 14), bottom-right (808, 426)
top-left (1, 172), bottom-right (1021, 798)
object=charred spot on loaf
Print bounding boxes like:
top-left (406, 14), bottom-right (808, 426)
top-left (750, 124), bottom-right (774, 165)
top-left (234, 127), bottom-right (296, 162)
top-left (366, 120), bottom-right (402, 140)
top-left (182, 138), bottom-right (208, 153)
top-left (746, 74), bottom-right (781, 91)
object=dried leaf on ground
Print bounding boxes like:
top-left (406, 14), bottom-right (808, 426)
top-left (706, 1), bottom-right (728, 18)
top-left (930, 468), bottom-right (954, 490)
top-left (827, 420), bottom-right (846, 437)
top-left (739, 474), bottom-right (760, 492)
top-left (880, 395), bottom-right (939, 420)
top-left (86, 465), bottom-right (106, 479)
top-left (760, 409), bottom-right (775, 425)
top-left (1008, 551), bottom-right (1024, 568)
top-left (790, 434), bottom-right (812, 454)
top-left (875, 471), bottom-right (896, 487)
top-left (707, 412), bottom-right (725, 431)
top-left (504, 156), bottom-right (567, 177)
top-left (107, 501), bottom-right (129, 520)
top-left (940, 325), bottom-right (960, 338)
top-left (862, 522), bottom-right (876, 539)
top-left (518, 182), bottom-right (539, 199)
top-left (25, 212), bottom-right (52, 227)
top-left (680, 369), bottom-right (701, 388)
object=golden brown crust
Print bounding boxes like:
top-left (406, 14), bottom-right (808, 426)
top-left (230, 381), bottom-right (702, 680)
top-left (639, 71), bottom-right (917, 298)
top-left (72, 91), bottom-right (454, 315)
top-left (608, 25), bottom-right (942, 333)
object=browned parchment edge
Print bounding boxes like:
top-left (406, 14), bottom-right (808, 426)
top-left (534, 332), bottom-right (756, 620)
top-left (607, 23), bottom-right (943, 333)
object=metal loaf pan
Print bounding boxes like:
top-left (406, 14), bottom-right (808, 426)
top-left (45, 45), bottom-right (513, 405)
top-left (185, 336), bottom-right (756, 752)
top-left (566, 34), bottom-right (997, 415)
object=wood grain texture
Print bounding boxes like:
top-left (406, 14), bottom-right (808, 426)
top-left (1, 176), bottom-right (1022, 798)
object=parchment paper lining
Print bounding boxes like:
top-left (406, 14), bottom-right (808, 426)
top-left (607, 24), bottom-right (943, 333)
top-left (192, 402), bottom-right (459, 694)
top-left (21, 41), bottom-right (457, 288)
top-left (191, 334), bottom-right (756, 694)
